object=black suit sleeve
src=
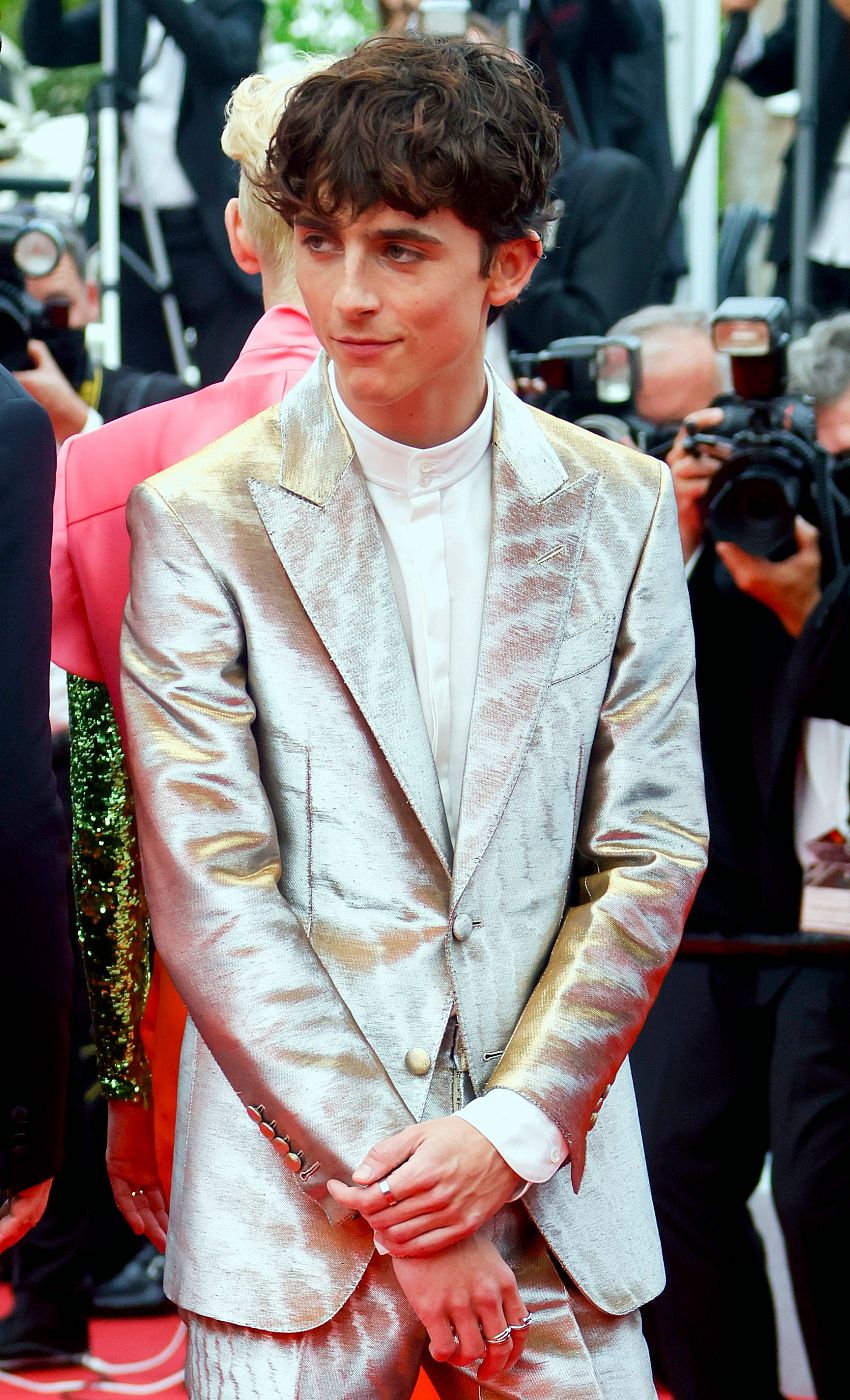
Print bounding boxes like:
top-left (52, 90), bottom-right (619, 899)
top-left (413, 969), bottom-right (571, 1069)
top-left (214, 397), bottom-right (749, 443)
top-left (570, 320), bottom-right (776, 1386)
top-left (784, 563), bottom-right (850, 726)
top-left (23, 0), bottom-right (262, 80)
top-left (735, 4), bottom-right (797, 99)
top-left (506, 149), bottom-right (659, 353)
top-left (22, 0), bottom-right (102, 68)
top-left (141, 0), bottom-right (263, 80)
top-left (0, 372), bottom-right (71, 1195)
top-left (98, 366), bottom-right (193, 423)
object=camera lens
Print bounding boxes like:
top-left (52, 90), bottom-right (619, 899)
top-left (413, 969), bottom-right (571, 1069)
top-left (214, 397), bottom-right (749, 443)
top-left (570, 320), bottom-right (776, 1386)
top-left (709, 466), bottom-right (799, 560)
top-left (14, 224), bottom-right (63, 279)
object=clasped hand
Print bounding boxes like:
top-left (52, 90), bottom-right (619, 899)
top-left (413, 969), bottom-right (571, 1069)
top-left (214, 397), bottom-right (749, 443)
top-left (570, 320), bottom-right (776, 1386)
top-left (327, 1116), bottom-right (522, 1256)
top-left (329, 1120), bottom-right (528, 1381)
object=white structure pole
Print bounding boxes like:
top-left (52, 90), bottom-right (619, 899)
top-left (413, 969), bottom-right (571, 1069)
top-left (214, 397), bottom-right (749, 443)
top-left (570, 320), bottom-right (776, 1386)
top-left (662, 0), bottom-right (721, 311)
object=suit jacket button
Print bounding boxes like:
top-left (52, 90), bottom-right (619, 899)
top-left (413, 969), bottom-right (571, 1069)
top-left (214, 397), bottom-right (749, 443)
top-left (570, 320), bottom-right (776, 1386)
top-left (246, 1105), bottom-right (265, 1124)
top-left (452, 913), bottom-right (474, 942)
top-left (259, 1121), bottom-right (277, 1140)
top-left (285, 1152), bottom-right (302, 1172)
top-left (405, 1048), bottom-right (431, 1076)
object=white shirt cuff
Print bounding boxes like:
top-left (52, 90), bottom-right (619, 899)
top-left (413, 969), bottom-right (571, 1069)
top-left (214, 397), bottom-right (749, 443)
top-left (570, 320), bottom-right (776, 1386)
top-left (685, 542), bottom-right (704, 579)
top-left (456, 1087), bottom-right (569, 1191)
top-left (81, 405), bottom-right (104, 434)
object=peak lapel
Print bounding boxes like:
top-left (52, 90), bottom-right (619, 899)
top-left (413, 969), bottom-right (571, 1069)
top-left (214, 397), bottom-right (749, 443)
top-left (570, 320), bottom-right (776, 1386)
top-left (451, 386), bottom-right (598, 905)
top-left (248, 359), bottom-right (452, 875)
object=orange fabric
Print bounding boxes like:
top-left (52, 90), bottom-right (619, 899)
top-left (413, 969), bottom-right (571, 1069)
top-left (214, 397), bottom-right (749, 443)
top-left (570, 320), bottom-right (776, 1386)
top-left (139, 958), bottom-right (185, 1203)
top-left (51, 307), bottom-right (320, 1195)
top-left (412, 1376), bottom-right (439, 1399)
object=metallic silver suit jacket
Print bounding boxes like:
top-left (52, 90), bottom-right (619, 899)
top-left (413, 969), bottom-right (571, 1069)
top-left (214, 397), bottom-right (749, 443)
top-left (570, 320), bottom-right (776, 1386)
top-left (120, 355), bottom-right (708, 1333)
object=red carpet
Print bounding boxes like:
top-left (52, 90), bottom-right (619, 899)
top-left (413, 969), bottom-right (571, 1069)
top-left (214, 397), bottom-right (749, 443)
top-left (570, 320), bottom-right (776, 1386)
top-left (0, 1287), bottom-right (445, 1399)
top-left (0, 1292), bottom-right (809, 1398)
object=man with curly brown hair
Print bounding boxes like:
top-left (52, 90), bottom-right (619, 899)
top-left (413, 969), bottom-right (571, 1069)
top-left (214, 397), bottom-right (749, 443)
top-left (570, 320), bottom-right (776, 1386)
top-left (120, 35), bottom-right (707, 1397)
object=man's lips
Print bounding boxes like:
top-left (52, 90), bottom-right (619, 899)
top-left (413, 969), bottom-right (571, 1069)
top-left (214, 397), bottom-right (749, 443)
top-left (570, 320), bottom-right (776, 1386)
top-left (333, 336), bottom-right (399, 353)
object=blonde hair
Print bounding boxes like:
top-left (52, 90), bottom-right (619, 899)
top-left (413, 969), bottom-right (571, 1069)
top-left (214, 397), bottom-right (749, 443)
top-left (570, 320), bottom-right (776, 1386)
top-left (221, 60), bottom-right (332, 302)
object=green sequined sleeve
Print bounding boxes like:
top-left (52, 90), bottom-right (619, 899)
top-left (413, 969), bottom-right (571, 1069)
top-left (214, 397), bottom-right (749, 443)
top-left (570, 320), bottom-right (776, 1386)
top-left (68, 674), bottom-right (152, 1102)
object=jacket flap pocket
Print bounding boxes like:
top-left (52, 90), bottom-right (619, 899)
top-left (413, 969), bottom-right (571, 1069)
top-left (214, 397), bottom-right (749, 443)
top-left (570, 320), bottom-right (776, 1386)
top-left (551, 613), bottom-right (617, 685)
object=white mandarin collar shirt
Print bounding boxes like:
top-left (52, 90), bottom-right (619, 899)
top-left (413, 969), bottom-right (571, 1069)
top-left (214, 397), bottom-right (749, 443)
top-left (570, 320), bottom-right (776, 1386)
top-left (328, 365), bottom-right (568, 1191)
top-left (330, 362), bottom-right (493, 841)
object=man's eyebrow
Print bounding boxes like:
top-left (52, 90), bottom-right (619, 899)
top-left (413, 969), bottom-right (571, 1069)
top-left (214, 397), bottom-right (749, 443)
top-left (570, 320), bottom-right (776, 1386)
top-left (294, 216), bottom-right (444, 247)
top-left (293, 216), bottom-right (337, 231)
top-left (370, 226), bottom-right (443, 246)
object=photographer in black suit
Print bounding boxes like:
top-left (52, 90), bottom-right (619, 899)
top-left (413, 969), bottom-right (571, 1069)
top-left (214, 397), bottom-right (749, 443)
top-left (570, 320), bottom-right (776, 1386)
top-left (729, 0), bottom-right (850, 314)
top-left (11, 213), bottom-right (190, 440)
top-left (505, 130), bottom-right (659, 351)
top-left (0, 368), bottom-right (71, 1254)
top-left (626, 306), bottom-right (850, 1400)
top-left (22, 0), bottom-right (264, 383)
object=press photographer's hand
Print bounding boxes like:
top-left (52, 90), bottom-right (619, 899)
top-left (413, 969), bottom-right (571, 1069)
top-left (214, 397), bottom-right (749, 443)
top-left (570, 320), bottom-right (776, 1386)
top-left (715, 516), bottom-right (822, 636)
top-left (15, 340), bottom-right (88, 444)
top-left (667, 407), bottom-right (732, 561)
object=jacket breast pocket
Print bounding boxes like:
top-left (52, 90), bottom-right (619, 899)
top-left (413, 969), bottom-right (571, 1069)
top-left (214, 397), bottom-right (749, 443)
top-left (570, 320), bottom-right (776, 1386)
top-left (550, 613), bottom-right (617, 686)
top-left (256, 734), bottom-right (312, 931)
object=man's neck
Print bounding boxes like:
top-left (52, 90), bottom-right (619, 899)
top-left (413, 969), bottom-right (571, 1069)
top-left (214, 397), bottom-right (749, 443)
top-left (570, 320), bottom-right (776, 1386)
top-left (330, 366), bottom-right (489, 449)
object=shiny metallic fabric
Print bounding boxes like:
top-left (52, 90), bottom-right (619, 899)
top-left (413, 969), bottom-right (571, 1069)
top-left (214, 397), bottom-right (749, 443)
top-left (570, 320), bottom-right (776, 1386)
top-left (120, 354), bottom-right (707, 1334)
top-left (182, 1212), bottom-right (654, 1400)
top-left (181, 1025), bottom-right (654, 1399)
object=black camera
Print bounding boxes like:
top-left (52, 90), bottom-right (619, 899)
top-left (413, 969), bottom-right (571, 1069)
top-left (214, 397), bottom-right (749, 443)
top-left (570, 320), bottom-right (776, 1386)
top-left (679, 296), bottom-right (837, 564)
top-left (0, 210), bottom-right (84, 376)
top-left (510, 335), bottom-right (642, 424)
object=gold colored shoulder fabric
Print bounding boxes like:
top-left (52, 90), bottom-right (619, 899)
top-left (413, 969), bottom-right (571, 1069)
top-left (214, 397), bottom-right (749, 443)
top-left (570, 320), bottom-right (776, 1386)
top-left (68, 674), bottom-right (152, 1102)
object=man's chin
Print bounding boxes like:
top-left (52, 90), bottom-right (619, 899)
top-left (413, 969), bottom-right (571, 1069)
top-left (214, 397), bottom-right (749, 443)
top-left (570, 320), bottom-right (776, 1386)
top-left (332, 364), bottom-right (408, 409)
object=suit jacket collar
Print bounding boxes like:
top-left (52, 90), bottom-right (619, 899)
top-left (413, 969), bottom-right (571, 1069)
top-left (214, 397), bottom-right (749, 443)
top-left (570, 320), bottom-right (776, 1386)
top-left (451, 377), bottom-right (598, 903)
top-left (248, 356), bottom-right (598, 889)
top-left (250, 356), bottom-right (453, 873)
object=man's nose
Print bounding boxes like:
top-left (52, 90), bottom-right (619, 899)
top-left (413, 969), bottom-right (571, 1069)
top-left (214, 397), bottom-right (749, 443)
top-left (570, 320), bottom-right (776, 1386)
top-left (334, 252), bottom-right (380, 318)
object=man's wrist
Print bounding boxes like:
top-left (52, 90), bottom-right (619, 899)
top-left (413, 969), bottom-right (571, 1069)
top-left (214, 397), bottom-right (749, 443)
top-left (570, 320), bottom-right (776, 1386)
top-left (456, 1088), bottom-right (568, 1185)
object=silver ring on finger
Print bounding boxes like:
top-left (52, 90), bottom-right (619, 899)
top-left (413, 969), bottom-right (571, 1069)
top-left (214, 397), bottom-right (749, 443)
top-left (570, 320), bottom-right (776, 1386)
top-left (377, 1177), bottom-right (398, 1208)
top-left (509, 1314), bottom-right (532, 1332)
top-left (484, 1327), bottom-right (512, 1347)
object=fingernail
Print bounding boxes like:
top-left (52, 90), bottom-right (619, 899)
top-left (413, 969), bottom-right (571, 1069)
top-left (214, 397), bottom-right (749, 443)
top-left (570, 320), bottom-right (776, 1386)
top-left (352, 1165), bottom-right (373, 1183)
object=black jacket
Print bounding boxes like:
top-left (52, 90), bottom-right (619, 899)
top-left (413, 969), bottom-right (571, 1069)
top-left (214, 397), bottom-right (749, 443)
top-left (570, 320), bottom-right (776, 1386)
top-left (687, 543), bottom-right (850, 935)
top-left (0, 367), bottom-right (70, 1196)
top-left (609, 0), bottom-right (686, 286)
top-left (738, 0), bottom-right (850, 269)
top-left (22, 0), bottom-right (264, 292)
top-left (505, 133), bottom-right (660, 353)
top-left (96, 364), bottom-right (192, 421)
top-left (523, 0), bottom-right (645, 143)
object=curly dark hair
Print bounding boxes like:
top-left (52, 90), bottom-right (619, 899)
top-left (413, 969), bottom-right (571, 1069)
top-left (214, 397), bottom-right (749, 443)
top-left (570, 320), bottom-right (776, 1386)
top-left (258, 35), bottom-right (561, 273)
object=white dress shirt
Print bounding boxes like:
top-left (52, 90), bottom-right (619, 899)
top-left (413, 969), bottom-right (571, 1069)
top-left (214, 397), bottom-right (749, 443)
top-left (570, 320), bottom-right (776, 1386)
top-left (120, 15), bottom-right (197, 210)
top-left (734, 17), bottom-right (850, 268)
top-left (809, 121), bottom-right (850, 269)
top-left (329, 365), bottom-right (568, 1186)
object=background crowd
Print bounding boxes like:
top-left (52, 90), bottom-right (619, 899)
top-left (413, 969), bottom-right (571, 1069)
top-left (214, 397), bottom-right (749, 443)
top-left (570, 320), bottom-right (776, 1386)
top-left (2, 2), bottom-right (850, 1398)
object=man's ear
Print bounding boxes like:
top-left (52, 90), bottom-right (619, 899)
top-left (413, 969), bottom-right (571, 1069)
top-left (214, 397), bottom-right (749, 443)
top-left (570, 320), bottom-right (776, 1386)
top-left (486, 232), bottom-right (542, 312)
top-left (224, 197), bottom-right (261, 277)
top-left (83, 278), bottom-right (101, 324)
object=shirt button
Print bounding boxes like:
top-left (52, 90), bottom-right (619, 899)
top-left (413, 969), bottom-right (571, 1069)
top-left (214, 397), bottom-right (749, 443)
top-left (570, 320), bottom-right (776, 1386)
top-left (550, 1146), bottom-right (561, 1163)
top-left (452, 913), bottom-right (474, 942)
top-left (405, 1048), bottom-right (432, 1076)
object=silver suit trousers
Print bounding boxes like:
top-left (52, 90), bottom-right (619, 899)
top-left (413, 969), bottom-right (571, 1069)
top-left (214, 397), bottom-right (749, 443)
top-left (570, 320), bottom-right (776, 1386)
top-left (181, 1024), bottom-right (654, 1398)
